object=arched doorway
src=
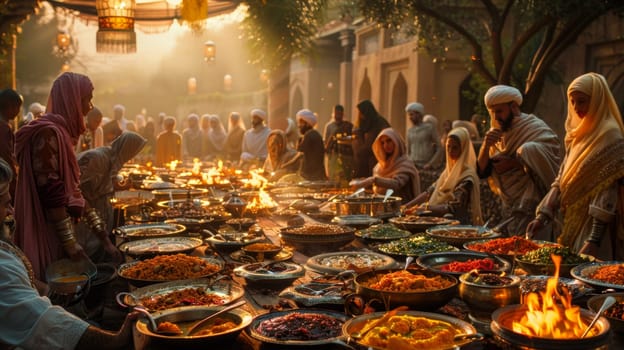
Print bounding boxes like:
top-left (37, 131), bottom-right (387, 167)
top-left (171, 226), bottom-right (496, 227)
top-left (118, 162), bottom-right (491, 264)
top-left (459, 73), bottom-right (478, 121)
top-left (390, 72), bottom-right (407, 138)
top-left (358, 70), bottom-right (372, 102)
top-left (291, 86), bottom-right (304, 117)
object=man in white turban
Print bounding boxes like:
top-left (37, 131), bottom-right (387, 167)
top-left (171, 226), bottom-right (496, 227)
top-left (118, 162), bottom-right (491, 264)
top-left (477, 85), bottom-right (561, 238)
top-left (283, 109), bottom-right (327, 181)
top-left (240, 108), bottom-right (271, 166)
top-left (405, 102), bottom-right (443, 170)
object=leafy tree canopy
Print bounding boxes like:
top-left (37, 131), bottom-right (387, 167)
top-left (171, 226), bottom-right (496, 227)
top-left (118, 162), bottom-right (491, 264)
top-left (241, 0), bottom-right (328, 72)
top-left (358, 0), bottom-right (624, 112)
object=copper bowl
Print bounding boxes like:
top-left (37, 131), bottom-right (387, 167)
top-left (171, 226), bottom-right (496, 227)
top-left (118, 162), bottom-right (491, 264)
top-left (491, 304), bottom-right (611, 350)
top-left (135, 306), bottom-right (252, 349)
top-left (354, 268), bottom-right (458, 310)
top-left (279, 224), bottom-right (356, 255)
top-left (458, 272), bottom-right (521, 314)
top-left (241, 242), bottom-right (283, 261)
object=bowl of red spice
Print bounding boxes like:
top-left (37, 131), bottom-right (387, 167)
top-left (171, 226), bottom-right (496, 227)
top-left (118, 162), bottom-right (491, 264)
top-left (416, 251), bottom-right (511, 277)
top-left (463, 236), bottom-right (555, 261)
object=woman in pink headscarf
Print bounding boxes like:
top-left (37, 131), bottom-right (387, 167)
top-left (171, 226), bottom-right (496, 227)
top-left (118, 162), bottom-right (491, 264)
top-left (14, 72), bottom-right (93, 280)
top-left (350, 128), bottom-right (420, 203)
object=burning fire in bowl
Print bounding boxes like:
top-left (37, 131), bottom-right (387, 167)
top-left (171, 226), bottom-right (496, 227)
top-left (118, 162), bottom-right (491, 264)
top-left (490, 255), bottom-right (611, 349)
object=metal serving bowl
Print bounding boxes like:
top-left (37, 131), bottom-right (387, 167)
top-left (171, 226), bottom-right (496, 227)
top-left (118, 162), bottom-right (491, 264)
top-left (458, 272), bottom-right (521, 314)
top-left (587, 293), bottom-right (624, 334)
top-left (354, 267), bottom-right (458, 310)
top-left (135, 306), bottom-right (252, 349)
top-left (491, 304), bottom-right (611, 350)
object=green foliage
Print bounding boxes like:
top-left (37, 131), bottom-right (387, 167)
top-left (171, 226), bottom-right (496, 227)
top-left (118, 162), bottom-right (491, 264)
top-left (358, 0), bottom-right (624, 112)
top-left (242, 0), bottom-right (328, 71)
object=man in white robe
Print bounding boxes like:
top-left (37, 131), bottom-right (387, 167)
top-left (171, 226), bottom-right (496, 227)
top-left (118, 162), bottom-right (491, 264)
top-left (240, 109), bottom-right (271, 166)
top-left (477, 85), bottom-right (561, 237)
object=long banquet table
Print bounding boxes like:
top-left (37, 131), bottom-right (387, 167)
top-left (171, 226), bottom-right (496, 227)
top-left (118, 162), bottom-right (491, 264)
top-left (127, 214), bottom-right (624, 350)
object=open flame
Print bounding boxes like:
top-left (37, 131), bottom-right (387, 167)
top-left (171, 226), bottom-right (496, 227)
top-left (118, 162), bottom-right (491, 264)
top-left (244, 170), bottom-right (276, 213)
top-left (512, 254), bottom-right (594, 338)
top-left (192, 158), bottom-right (201, 175)
top-left (167, 160), bottom-right (179, 171)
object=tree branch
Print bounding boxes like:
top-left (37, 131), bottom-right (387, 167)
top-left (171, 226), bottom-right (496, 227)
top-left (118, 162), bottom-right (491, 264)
top-left (412, 0), bottom-right (496, 83)
top-left (499, 15), bottom-right (553, 85)
top-left (480, 0), bottom-right (504, 73)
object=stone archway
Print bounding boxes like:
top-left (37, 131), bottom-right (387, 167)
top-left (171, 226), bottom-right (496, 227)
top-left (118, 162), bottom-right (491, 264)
top-left (291, 86), bottom-right (303, 117)
top-left (358, 69), bottom-right (371, 102)
top-left (389, 72), bottom-right (407, 137)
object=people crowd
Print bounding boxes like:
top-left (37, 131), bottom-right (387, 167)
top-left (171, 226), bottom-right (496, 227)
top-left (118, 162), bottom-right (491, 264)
top-left (1, 69), bottom-right (623, 348)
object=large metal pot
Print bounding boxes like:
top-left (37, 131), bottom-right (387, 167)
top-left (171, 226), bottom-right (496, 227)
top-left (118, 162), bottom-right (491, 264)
top-left (491, 304), bottom-right (611, 350)
top-left (135, 306), bottom-right (252, 349)
top-left (353, 268), bottom-right (457, 310)
top-left (332, 195), bottom-right (402, 218)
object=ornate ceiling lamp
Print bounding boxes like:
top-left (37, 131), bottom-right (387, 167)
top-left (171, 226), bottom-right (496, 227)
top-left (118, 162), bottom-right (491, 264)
top-left (95, 0), bottom-right (137, 53)
top-left (203, 40), bottom-right (216, 62)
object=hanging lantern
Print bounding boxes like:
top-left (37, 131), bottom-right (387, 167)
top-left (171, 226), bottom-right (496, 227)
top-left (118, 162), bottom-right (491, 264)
top-left (61, 62), bottom-right (71, 72)
top-left (223, 74), bottom-right (232, 91)
top-left (96, 0), bottom-right (137, 54)
top-left (260, 69), bottom-right (269, 83)
top-left (56, 31), bottom-right (71, 52)
top-left (187, 77), bottom-right (197, 95)
top-left (204, 40), bottom-right (216, 62)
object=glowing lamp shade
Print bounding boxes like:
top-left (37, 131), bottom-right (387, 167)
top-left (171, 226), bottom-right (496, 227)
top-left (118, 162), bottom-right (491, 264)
top-left (204, 40), bottom-right (216, 62)
top-left (96, 0), bottom-right (137, 53)
top-left (223, 74), bottom-right (232, 91)
top-left (56, 31), bottom-right (71, 51)
top-left (187, 77), bottom-right (197, 95)
top-left (96, 0), bottom-right (136, 30)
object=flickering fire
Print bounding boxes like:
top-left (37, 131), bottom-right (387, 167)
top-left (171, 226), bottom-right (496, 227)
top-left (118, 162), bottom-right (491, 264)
top-left (245, 169), bottom-right (268, 189)
top-left (512, 255), bottom-right (594, 339)
top-left (167, 160), bottom-right (179, 171)
top-left (245, 189), bottom-right (278, 214)
top-left (192, 158), bottom-right (201, 175)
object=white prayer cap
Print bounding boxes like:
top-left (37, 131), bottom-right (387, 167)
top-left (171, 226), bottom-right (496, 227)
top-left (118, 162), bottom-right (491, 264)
top-left (484, 85), bottom-right (523, 107)
top-left (29, 102), bottom-right (45, 114)
top-left (296, 109), bottom-right (317, 127)
top-left (250, 108), bottom-right (267, 121)
top-left (405, 102), bottom-right (424, 114)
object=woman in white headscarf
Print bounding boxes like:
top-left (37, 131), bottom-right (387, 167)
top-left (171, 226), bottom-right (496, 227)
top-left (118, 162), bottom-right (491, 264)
top-left (405, 127), bottom-right (483, 225)
top-left (75, 131), bottom-right (146, 263)
top-left (205, 115), bottom-right (227, 159)
top-left (224, 112), bottom-right (246, 161)
top-left (350, 128), bottom-right (420, 203)
top-left (527, 72), bottom-right (624, 260)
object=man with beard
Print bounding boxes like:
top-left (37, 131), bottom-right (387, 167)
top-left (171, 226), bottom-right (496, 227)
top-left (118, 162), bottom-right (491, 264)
top-left (477, 85), bottom-right (560, 238)
top-left (240, 109), bottom-right (271, 167)
top-left (323, 104), bottom-right (354, 181)
top-left (284, 109), bottom-right (327, 181)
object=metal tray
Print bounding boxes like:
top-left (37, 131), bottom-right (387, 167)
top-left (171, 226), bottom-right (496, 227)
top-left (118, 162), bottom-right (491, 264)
top-left (247, 309), bottom-right (348, 346)
top-left (117, 255), bottom-right (223, 287)
top-left (118, 237), bottom-right (203, 257)
top-left (571, 261), bottom-right (624, 290)
top-left (114, 223), bottom-right (186, 241)
top-left (119, 277), bottom-right (244, 312)
top-left (305, 251), bottom-right (397, 274)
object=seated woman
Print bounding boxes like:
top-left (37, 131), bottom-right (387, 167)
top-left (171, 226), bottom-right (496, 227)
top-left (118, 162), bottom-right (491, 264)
top-left (405, 127), bottom-right (483, 225)
top-left (349, 128), bottom-right (420, 203)
top-left (263, 130), bottom-right (300, 181)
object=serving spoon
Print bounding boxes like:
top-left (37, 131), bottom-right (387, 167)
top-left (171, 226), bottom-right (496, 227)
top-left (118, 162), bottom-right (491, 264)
top-left (187, 299), bottom-right (247, 335)
top-left (134, 306), bottom-right (183, 336)
top-left (582, 295), bottom-right (615, 338)
top-left (350, 305), bottom-right (409, 340)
